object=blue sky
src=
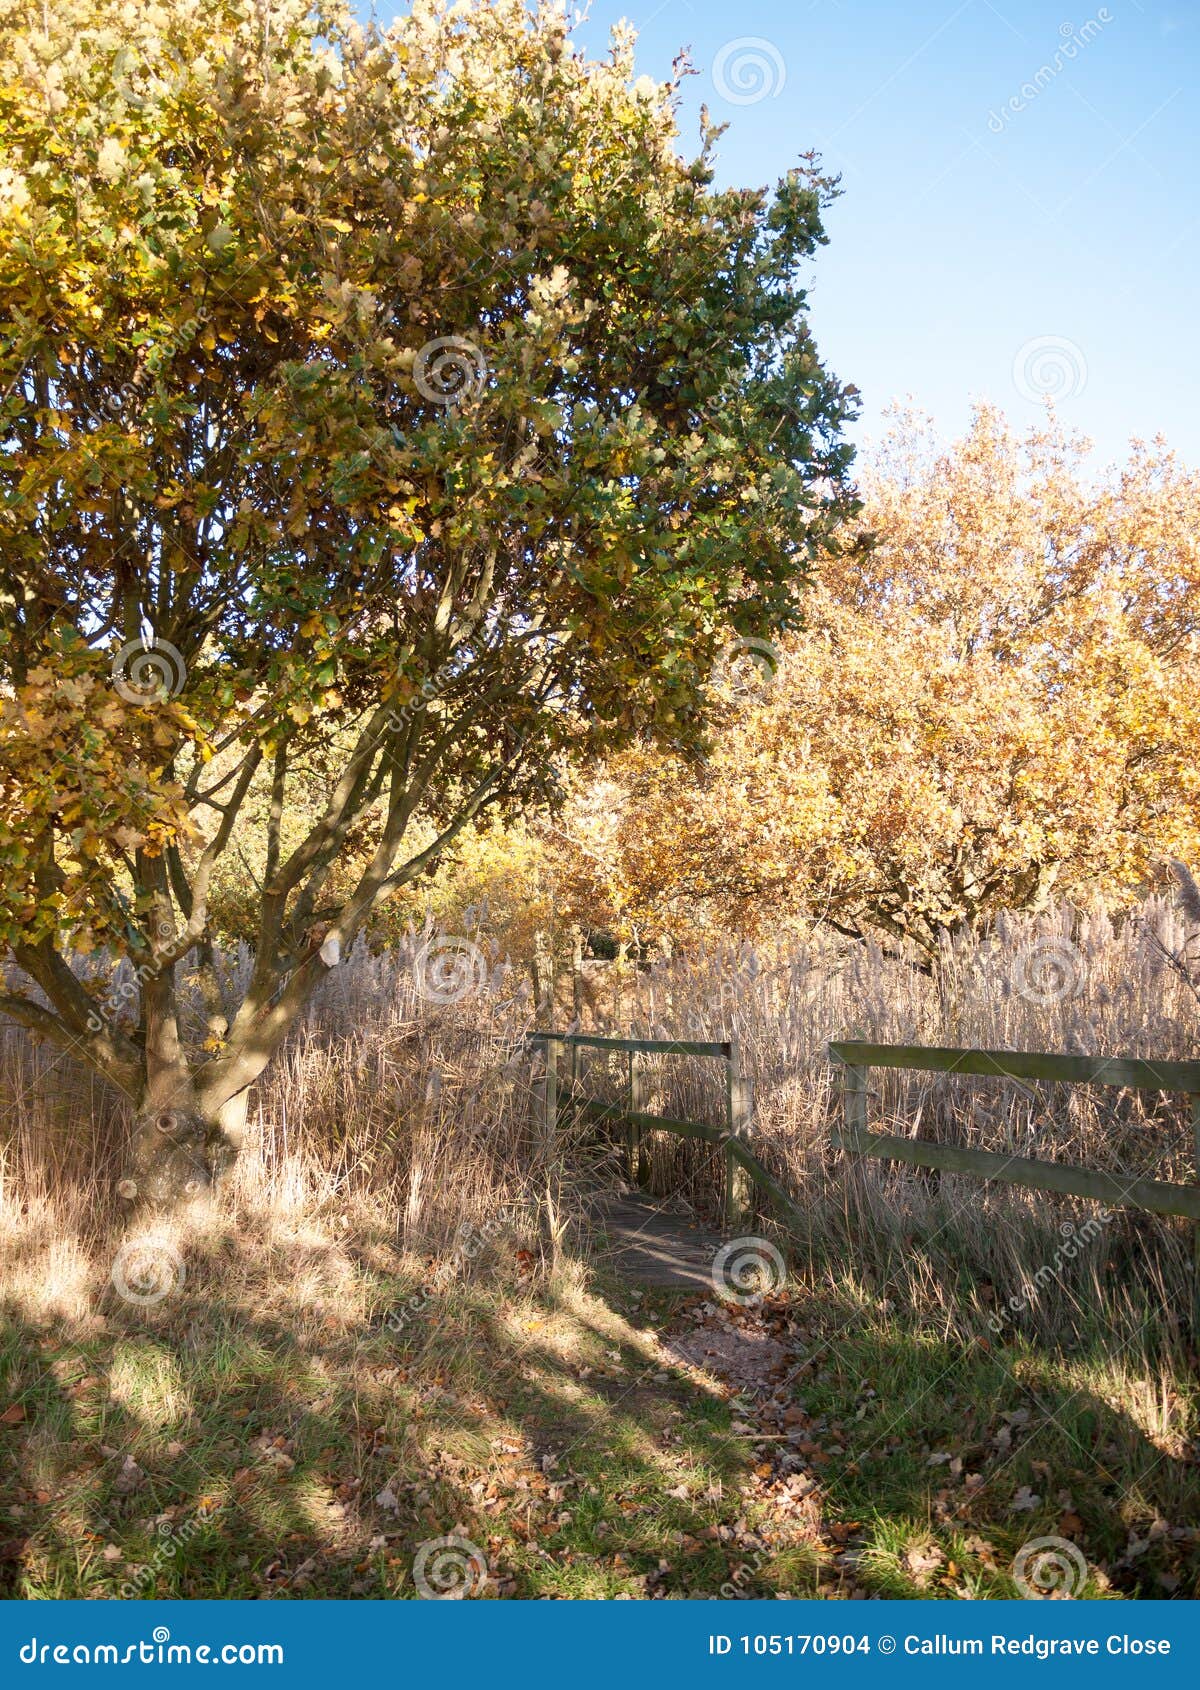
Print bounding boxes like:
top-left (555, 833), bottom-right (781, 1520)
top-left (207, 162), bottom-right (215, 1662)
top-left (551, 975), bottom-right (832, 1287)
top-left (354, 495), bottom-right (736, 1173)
top-left (561, 0), bottom-right (1198, 468)
top-left (371, 2), bottom-right (1198, 466)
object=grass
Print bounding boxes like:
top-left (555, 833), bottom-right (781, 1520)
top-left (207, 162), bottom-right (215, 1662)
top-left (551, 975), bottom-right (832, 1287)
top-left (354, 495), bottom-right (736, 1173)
top-left (2, 894), bottom-right (1199, 1598)
top-left (773, 1297), bottom-right (1198, 1599)
top-left (1, 1237), bottom-right (750, 1600)
top-left (3, 1224), bottom-right (1197, 1599)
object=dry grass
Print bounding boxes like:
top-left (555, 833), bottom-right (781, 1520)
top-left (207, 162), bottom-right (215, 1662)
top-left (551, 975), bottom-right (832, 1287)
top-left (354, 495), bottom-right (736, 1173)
top-left (1, 926), bottom-right (550, 1324)
top-left (1, 898), bottom-right (1199, 1599)
top-left (4, 896), bottom-right (1199, 1350)
top-left (557, 896), bottom-right (1200, 1352)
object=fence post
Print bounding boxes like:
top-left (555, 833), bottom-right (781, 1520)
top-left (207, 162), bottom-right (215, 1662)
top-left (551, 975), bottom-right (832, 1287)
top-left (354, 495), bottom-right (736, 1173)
top-left (628, 1048), bottom-right (645, 1185)
top-left (571, 929), bottom-right (584, 1082)
top-left (1192, 1093), bottom-right (1200, 1329)
top-left (542, 1034), bottom-right (559, 1161)
top-left (842, 1062), bottom-right (869, 1147)
top-left (724, 1040), bottom-right (753, 1231)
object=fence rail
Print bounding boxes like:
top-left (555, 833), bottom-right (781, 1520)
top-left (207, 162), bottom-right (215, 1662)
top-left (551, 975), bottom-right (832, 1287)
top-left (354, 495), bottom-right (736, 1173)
top-left (828, 1041), bottom-right (1200, 1253)
top-left (531, 1032), bottom-right (733, 1061)
top-left (525, 1031), bottom-right (1200, 1312)
top-left (829, 1040), bottom-right (1200, 1096)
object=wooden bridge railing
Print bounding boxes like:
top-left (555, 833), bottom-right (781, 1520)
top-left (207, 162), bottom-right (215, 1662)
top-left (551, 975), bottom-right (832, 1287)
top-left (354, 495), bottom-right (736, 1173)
top-left (526, 1030), bottom-right (799, 1230)
top-left (828, 1042), bottom-right (1200, 1275)
top-left (527, 1032), bottom-right (1200, 1279)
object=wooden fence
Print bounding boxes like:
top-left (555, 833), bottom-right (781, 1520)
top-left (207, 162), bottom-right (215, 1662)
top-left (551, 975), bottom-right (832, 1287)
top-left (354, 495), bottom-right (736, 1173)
top-left (828, 1042), bottom-right (1200, 1276)
top-left (527, 1032), bottom-right (1200, 1292)
top-left (526, 1030), bottom-right (801, 1229)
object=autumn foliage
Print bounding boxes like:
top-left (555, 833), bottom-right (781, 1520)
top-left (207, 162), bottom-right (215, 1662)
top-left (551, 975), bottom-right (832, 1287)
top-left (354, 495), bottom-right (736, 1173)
top-left (540, 407), bottom-right (1200, 956)
top-left (0, 0), bottom-right (854, 1198)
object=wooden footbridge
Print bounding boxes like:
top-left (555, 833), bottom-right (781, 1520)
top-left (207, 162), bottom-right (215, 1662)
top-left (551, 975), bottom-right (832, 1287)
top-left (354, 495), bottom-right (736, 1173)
top-left (526, 1030), bottom-right (799, 1290)
top-left (528, 1030), bottom-right (803, 1233)
top-left (528, 1030), bottom-right (1200, 1293)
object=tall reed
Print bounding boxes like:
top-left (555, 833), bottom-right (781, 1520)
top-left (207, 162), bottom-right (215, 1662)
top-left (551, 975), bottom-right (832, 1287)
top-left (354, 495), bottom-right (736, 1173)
top-left (2, 899), bottom-right (1197, 1352)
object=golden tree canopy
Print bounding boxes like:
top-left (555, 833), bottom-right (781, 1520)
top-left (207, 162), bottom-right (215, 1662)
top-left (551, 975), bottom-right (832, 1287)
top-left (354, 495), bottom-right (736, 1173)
top-left (552, 407), bottom-right (1200, 955)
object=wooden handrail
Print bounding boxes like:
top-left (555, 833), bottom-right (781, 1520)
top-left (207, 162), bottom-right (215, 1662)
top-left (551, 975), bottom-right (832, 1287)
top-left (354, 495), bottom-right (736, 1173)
top-left (830, 1128), bottom-right (1200, 1221)
top-left (529, 1030), bottom-right (732, 1060)
top-left (531, 1028), bottom-right (794, 1231)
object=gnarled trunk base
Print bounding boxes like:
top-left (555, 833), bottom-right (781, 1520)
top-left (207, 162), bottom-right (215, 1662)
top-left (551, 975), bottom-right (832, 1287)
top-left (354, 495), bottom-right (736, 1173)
top-left (120, 1093), bottom-right (249, 1211)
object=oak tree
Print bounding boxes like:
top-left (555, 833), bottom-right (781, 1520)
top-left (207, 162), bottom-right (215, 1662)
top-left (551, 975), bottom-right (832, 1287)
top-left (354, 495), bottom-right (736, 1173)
top-left (0, 0), bottom-right (857, 1200)
top-left (552, 406), bottom-right (1200, 957)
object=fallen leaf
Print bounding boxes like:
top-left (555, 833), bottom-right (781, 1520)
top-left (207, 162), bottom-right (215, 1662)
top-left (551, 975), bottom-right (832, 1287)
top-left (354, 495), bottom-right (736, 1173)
top-left (904, 1543), bottom-right (946, 1580)
top-left (114, 1455), bottom-right (145, 1495)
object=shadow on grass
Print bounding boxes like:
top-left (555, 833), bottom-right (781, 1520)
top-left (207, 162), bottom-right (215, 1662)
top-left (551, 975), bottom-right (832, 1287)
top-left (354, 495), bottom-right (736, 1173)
top-left (2, 1212), bottom-right (1197, 1600)
top-left (745, 1261), bottom-right (1200, 1599)
top-left (0, 1214), bottom-right (753, 1600)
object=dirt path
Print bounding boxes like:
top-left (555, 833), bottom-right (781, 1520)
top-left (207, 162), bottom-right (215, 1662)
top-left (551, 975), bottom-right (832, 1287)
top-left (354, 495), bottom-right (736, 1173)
top-left (588, 1189), bottom-right (727, 1291)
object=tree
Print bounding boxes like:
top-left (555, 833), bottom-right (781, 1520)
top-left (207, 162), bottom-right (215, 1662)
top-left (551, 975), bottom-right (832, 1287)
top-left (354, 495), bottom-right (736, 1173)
top-left (0, 0), bottom-right (857, 1201)
top-left (554, 406), bottom-right (1200, 957)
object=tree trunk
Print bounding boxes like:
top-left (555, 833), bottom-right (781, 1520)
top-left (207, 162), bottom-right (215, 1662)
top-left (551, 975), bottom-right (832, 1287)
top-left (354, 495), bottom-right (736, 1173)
top-left (123, 1089), bottom-right (249, 1210)
top-left (214, 1091), bottom-right (250, 1163)
top-left (125, 1094), bottom-right (214, 1209)
top-left (120, 938), bottom-right (251, 1210)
